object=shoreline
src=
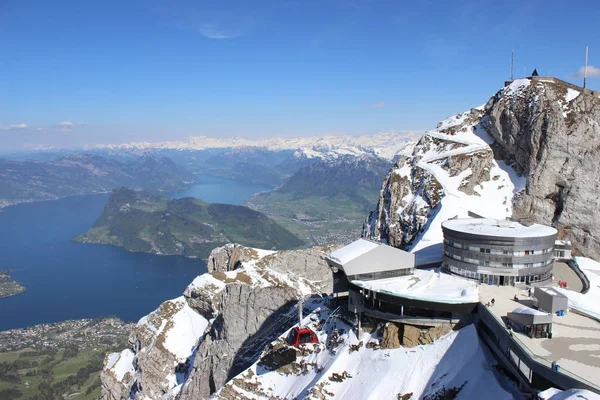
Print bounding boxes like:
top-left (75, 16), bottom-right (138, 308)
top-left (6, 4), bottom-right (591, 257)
top-left (0, 270), bottom-right (26, 299)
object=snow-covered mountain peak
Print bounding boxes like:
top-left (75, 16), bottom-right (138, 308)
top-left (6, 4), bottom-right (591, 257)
top-left (91, 131), bottom-right (422, 161)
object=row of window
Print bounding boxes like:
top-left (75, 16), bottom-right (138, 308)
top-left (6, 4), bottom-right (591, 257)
top-left (444, 251), bottom-right (553, 269)
top-left (444, 239), bottom-right (553, 256)
top-left (443, 263), bottom-right (552, 283)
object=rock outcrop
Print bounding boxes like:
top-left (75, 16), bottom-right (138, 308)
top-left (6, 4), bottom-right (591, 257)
top-left (485, 78), bottom-right (600, 259)
top-left (101, 244), bottom-right (335, 400)
top-left (367, 77), bottom-right (600, 261)
top-left (380, 322), bottom-right (401, 349)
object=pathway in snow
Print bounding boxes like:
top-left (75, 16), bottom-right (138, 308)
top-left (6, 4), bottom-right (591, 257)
top-left (408, 112), bottom-right (525, 263)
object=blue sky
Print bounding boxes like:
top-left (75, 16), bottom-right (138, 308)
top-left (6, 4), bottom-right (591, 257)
top-left (1, 0), bottom-right (599, 150)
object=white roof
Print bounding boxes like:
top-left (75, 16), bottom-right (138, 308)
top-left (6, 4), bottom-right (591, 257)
top-left (342, 244), bottom-right (415, 276)
top-left (352, 268), bottom-right (479, 304)
top-left (328, 239), bottom-right (379, 266)
top-left (511, 307), bottom-right (548, 316)
top-left (537, 287), bottom-right (567, 298)
top-left (442, 218), bottom-right (557, 238)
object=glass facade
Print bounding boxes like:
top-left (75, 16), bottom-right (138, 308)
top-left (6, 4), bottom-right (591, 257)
top-left (441, 221), bottom-right (557, 286)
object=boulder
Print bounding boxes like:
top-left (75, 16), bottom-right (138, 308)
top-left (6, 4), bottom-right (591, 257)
top-left (401, 325), bottom-right (422, 348)
top-left (380, 323), bottom-right (401, 349)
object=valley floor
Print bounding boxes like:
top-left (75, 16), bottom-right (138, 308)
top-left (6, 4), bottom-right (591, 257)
top-left (0, 317), bottom-right (133, 400)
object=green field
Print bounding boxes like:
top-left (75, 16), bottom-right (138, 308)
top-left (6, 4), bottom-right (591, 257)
top-left (247, 191), bottom-right (377, 246)
top-left (0, 347), bottom-right (118, 400)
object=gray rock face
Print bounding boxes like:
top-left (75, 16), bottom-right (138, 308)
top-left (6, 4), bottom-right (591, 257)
top-left (486, 78), bottom-right (600, 259)
top-left (206, 244), bottom-right (259, 273)
top-left (180, 283), bottom-right (298, 399)
top-left (101, 244), bottom-right (335, 400)
top-left (100, 367), bottom-right (133, 400)
top-left (181, 245), bottom-right (335, 399)
top-left (256, 246), bottom-right (336, 293)
top-left (367, 77), bottom-right (600, 261)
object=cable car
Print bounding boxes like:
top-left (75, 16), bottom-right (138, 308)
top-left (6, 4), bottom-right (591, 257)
top-left (287, 326), bottom-right (319, 347)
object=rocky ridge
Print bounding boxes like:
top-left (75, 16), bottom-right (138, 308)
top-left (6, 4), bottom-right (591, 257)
top-left (101, 244), bottom-right (336, 400)
top-left (367, 77), bottom-right (600, 262)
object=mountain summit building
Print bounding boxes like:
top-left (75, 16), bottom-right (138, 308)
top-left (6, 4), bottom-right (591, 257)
top-left (442, 218), bottom-right (558, 286)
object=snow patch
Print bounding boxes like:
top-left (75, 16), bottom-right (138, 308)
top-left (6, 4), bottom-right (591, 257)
top-left (353, 268), bottom-right (479, 304)
top-left (566, 88), bottom-right (580, 102)
top-left (163, 299), bottom-right (209, 361)
top-left (108, 349), bottom-right (135, 382)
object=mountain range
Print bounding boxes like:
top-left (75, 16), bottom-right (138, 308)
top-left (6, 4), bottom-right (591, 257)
top-left (99, 77), bottom-right (600, 400)
top-left (0, 154), bottom-right (194, 208)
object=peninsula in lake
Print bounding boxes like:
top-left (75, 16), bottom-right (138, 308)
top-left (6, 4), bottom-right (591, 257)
top-left (74, 188), bottom-right (304, 258)
top-left (0, 270), bottom-right (25, 299)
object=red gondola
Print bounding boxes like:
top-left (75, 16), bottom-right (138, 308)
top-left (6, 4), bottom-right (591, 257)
top-left (287, 326), bottom-right (318, 346)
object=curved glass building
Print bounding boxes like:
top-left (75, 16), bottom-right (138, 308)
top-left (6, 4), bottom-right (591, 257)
top-left (442, 218), bottom-right (558, 286)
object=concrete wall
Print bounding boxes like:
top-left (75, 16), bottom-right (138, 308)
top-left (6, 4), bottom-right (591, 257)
top-left (535, 288), bottom-right (568, 314)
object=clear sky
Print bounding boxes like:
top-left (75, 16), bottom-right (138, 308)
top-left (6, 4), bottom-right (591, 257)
top-left (1, 0), bottom-right (599, 150)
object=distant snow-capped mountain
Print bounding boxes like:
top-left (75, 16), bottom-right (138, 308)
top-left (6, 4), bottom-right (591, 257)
top-left (89, 131), bottom-right (422, 161)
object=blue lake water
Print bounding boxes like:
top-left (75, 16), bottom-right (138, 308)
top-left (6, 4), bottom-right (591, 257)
top-left (0, 177), bottom-right (271, 331)
top-left (170, 174), bottom-right (273, 204)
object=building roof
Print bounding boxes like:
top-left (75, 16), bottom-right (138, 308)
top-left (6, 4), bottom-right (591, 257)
top-left (442, 218), bottom-right (557, 239)
top-left (327, 239), bottom-right (415, 276)
top-left (327, 239), bottom-right (379, 266)
top-left (511, 307), bottom-right (549, 316)
top-left (342, 244), bottom-right (415, 276)
top-left (352, 268), bottom-right (479, 304)
top-left (536, 287), bottom-right (568, 299)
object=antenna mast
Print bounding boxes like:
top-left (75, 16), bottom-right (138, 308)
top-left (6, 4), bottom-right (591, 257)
top-left (510, 49), bottom-right (514, 81)
top-left (584, 46), bottom-right (589, 88)
top-left (298, 297), bottom-right (303, 328)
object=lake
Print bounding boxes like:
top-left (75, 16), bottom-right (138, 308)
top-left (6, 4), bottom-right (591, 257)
top-left (0, 177), bottom-right (271, 331)
top-left (170, 174), bottom-right (273, 204)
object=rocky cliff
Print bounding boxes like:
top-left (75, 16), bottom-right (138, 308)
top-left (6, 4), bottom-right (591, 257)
top-left (101, 244), bottom-right (336, 400)
top-left (367, 77), bottom-right (600, 262)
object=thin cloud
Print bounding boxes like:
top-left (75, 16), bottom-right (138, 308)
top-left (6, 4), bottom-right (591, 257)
top-left (371, 102), bottom-right (385, 108)
top-left (58, 121), bottom-right (84, 130)
top-left (0, 123), bottom-right (27, 131)
top-left (196, 23), bottom-right (243, 39)
top-left (158, 5), bottom-right (254, 40)
top-left (568, 65), bottom-right (600, 79)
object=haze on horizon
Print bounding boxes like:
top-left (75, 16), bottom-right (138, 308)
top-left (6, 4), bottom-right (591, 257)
top-left (1, 0), bottom-right (599, 151)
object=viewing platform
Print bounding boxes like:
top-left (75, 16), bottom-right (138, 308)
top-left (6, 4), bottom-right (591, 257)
top-left (479, 282), bottom-right (600, 391)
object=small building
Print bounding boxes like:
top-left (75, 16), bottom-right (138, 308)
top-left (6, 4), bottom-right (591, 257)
top-left (553, 240), bottom-right (572, 260)
top-left (535, 287), bottom-right (568, 314)
top-left (507, 307), bottom-right (553, 338)
top-left (327, 239), bottom-right (415, 297)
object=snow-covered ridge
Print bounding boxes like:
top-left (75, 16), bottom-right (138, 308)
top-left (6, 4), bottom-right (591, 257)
top-left (368, 104), bottom-right (526, 265)
top-left (213, 303), bottom-right (516, 400)
top-left (89, 131), bottom-right (422, 161)
top-left (101, 245), bottom-right (336, 400)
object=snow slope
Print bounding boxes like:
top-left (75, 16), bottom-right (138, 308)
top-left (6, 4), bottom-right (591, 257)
top-left (213, 305), bottom-right (516, 400)
top-left (407, 108), bottom-right (525, 264)
top-left (554, 257), bottom-right (600, 320)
